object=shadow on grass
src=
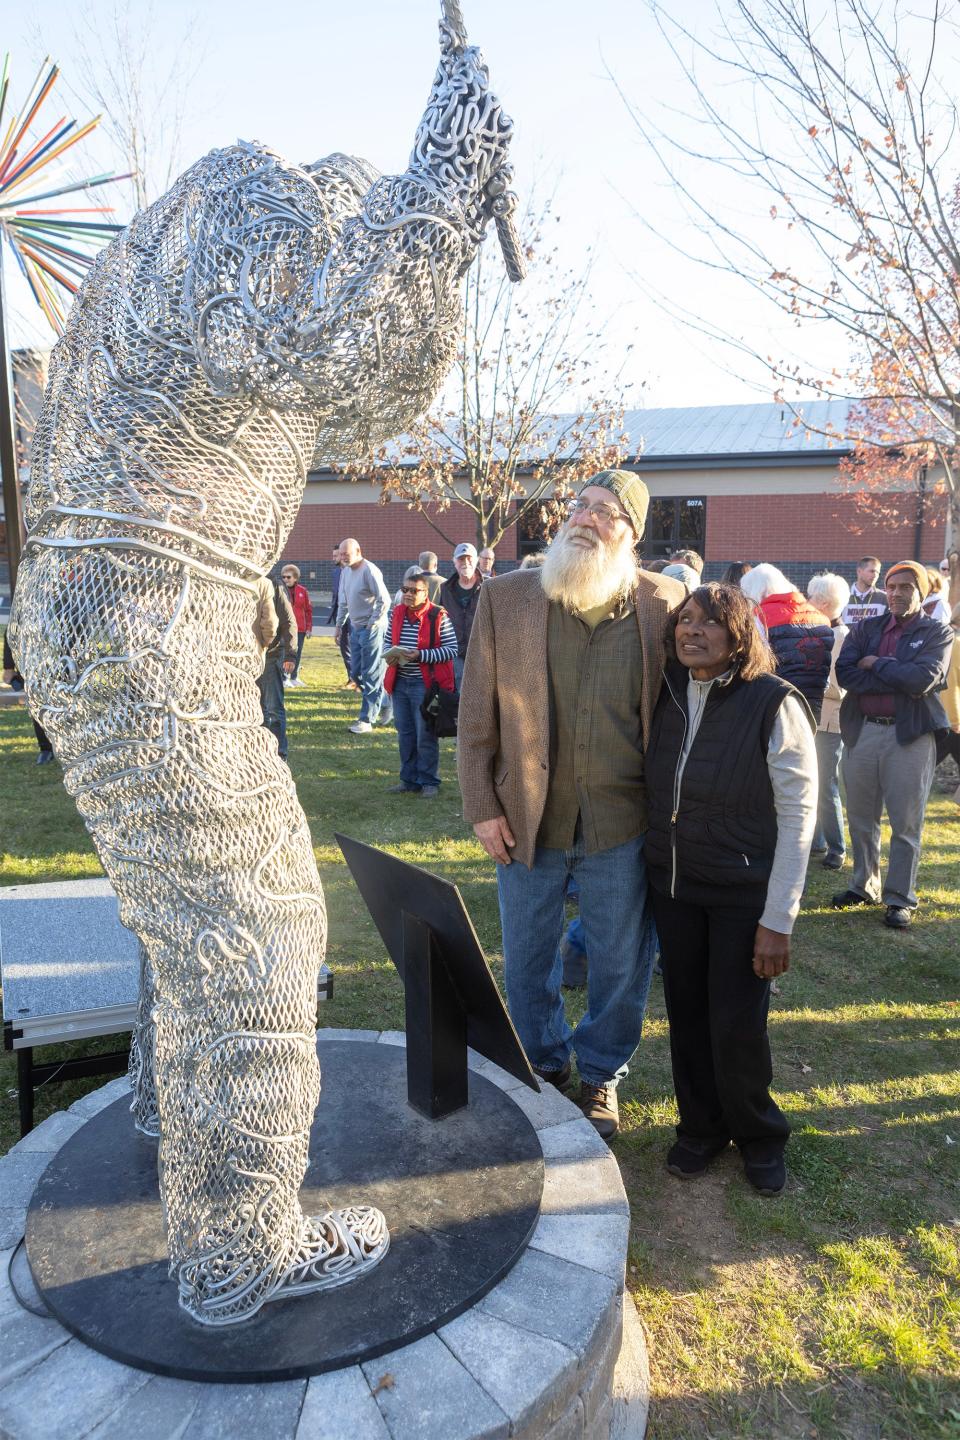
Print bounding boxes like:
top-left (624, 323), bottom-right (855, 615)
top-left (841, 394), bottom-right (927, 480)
top-left (641, 1372), bottom-right (958, 1440)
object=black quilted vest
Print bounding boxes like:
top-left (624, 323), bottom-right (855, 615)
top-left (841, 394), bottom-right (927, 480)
top-left (645, 663), bottom-right (800, 900)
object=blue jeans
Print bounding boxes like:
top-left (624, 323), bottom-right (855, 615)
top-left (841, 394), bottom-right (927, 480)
top-left (256, 655), bottom-right (287, 759)
top-left (497, 833), bottom-right (656, 1087)
top-left (392, 674), bottom-right (440, 789)
top-left (352, 622), bottom-right (389, 724)
top-left (813, 730), bottom-right (845, 857)
top-left (291, 631), bottom-right (306, 679)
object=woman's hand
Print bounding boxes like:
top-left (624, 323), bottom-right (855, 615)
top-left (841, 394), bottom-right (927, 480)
top-left (752, 924), bottom-right (790, 978)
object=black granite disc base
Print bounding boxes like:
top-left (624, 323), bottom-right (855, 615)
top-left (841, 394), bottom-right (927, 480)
top-left (25, 1039), bottom-right (544, 1382)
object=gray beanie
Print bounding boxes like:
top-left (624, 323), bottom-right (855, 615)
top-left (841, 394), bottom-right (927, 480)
top-left (580, 469), bottom-right (650, 537)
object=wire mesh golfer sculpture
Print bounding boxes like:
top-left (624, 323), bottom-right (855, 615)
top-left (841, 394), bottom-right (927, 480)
top-left (10, 1), bottom-right (523, 1327)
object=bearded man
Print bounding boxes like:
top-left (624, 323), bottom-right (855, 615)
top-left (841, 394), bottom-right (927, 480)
top-left (458, 472), bottom-right (684, 1139)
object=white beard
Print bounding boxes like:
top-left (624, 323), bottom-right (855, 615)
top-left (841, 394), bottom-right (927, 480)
top-left (540, 524), bottom-right (639, 613)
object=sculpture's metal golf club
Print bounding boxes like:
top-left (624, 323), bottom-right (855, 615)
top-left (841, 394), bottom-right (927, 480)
top-left (441, 0), bottom-right (526, 283)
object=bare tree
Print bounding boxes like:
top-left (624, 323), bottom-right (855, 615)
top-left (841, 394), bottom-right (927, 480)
top-left (340, 198), bottom-right (633, 551)
top-left (616, 0), bottom-right (960, 598)
top-left (68, 1), bottom-right (205, 210)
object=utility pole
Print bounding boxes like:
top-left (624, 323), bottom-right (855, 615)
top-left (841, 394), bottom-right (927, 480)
top-left (913, 464), bottom-right (928, 564)
top-left (0, 259), bottom-right (23, 599)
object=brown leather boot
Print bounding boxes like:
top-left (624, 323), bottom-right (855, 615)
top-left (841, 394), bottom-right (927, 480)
top-left (577, 1082), bottom-right (619, 1140)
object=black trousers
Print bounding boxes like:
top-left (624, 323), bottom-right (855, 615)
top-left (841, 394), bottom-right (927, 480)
top-left (340, 617), bottom-right (353, 678)
top-left (650, 887), bottom-right (790, 1158)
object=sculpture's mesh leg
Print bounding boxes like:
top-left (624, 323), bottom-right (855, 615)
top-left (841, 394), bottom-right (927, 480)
top-left (129, 941), bottom-right (160, 1137)
top-left (13, 551), bottom-right (388, 1325)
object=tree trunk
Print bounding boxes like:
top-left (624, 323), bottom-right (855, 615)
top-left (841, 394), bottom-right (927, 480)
top-left (947, 487), bottom-right (960, 610)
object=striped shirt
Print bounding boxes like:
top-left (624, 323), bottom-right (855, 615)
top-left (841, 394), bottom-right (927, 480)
top-left (391, 607), bottom-right (458, 669)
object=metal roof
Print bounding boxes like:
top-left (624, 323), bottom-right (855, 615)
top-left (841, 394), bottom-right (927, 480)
top-left (315, 398), bottom-right (867, 474)
top-left (623, 399), bottom-right (854, 461)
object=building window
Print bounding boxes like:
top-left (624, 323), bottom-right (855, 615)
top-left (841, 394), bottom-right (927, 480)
top-left (517, 503), bottom-right (547, 557)
top-left (644, 497), bottom-right (705, 560)
top-left (515, 493), bottom-right (706, 560)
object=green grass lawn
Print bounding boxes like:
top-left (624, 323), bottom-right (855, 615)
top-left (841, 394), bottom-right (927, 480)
top-left (1, 637), bottom-right (958, 1438)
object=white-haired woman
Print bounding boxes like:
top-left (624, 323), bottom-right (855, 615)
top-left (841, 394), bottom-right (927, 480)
top-left (741, 564), bottom-right (834, 722)
top-left (807, 572), bottom-right (851, 869)
top-left (280, 562), bottom-right (313, 687)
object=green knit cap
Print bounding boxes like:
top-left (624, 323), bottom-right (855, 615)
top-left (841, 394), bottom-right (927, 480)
top-left (580, 469), bottom-right (649, 537)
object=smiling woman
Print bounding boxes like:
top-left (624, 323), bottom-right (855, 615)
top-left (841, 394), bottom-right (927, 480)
top-left (643, 582), bottom-right (818, 1198)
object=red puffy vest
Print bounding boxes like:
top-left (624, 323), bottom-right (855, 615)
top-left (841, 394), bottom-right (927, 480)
top-left (383, 603), bottom-right (456, 695)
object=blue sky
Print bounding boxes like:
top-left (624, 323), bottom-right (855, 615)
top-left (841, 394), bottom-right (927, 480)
top-left (9, 0), bottom-right (944, 408)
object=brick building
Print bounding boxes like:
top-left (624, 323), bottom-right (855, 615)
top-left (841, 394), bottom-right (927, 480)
top-left (283, 399), bottom-right (949, 594)
top-left (4, 382), bottom-right (947, 600)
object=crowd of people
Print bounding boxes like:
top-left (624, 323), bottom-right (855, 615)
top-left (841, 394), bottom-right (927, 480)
top-left (272, 476), bottom-right (951, 1198)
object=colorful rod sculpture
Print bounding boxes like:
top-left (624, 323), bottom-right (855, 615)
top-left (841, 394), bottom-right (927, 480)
top-left (0, 53), bottom-right (132, 333)
top-left (10, 2), bottom-right (522, 1326)
top-left (0, 52), bottom-right (131, 595)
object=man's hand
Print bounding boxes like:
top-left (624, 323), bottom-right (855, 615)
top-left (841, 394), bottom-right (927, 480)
top-left (473, 816), bottom-right (516, 865)
top-left (283, 659), bottom-right (295, 675)
top-left (335, 626), bottom-right (342, 644)
top-left (857, 654), bottom-right (878, 670)
top-left (752, 924), bottom-right (790, 978)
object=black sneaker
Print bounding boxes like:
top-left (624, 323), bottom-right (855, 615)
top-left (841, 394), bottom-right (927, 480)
top-left (742, 1152), bottom-right (786, 1196)
top-left (821, 853), bottom-right (844, 870)
top-left (419, 785), bottom-right (439, 798)
top-left (666, 1138), bottom-right (729, 1179)
top-left (831, 889), bottom-right (875, 909)
top-left (386, 783), bottom-right (421, 794)
top-left (884, 905), bottom-right (911, 929)
top-left (533, 1060), bottom-right (573, 1093)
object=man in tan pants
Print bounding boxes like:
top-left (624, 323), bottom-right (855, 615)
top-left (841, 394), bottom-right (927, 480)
top-left (833, 561), bottom-right (951, 929)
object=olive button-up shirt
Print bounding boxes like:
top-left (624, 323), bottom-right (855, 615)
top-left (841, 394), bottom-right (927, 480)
top-left (537, 599), bottom-right (647, 853)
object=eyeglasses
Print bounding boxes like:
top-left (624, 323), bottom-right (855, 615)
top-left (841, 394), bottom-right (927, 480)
top-left (402, 586), bottom-right (427, 595)
top-left (569, 499), bottom-right (630, 525)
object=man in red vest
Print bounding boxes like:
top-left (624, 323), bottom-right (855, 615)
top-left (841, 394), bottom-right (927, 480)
top-left (383, 570), bottom-right (458, 798)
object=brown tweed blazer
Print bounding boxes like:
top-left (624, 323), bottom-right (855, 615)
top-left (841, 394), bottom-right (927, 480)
top-left (457, 567), bottom-right (685, 868)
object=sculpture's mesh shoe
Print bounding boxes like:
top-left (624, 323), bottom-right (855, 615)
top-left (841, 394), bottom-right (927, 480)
top-left (275, 1206), bottom-right (390, 1297)
top-left (176, 1205), bottom-right (389, 1326)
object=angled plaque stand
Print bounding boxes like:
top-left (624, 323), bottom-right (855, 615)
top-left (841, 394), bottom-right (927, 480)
top-left (335, 834), bottom-right (538, 1119)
